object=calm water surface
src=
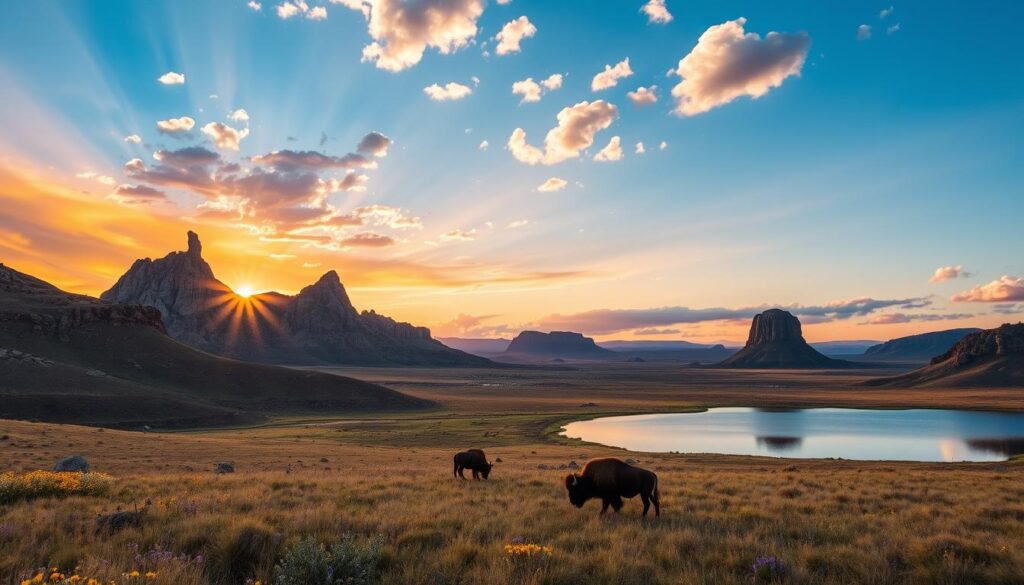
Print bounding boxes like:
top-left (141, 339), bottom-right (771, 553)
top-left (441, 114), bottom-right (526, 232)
top-left (560, 408), bottom-right (1024, 462)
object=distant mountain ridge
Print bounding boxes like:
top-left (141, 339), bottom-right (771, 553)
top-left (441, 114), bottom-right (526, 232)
top-left (101, 232), bottom-right (489, 367)
top-left (0, 262), bottom-right (428, 428)
top-left (719, 308), bottom-right (852, 369)
top-left (864, 328), bottom-right (982, 362)
top-left (502, 330), bottom-right (614, 360)
top-left (868, 323), bottom-right (1024, 387)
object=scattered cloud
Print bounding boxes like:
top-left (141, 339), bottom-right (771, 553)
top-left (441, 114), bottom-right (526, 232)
top-left (507, 100), bottom-right (618, 165)
top-left (75, 171), bottom-right (117, 186)
top-left (124, 134), bottom-right (142, 144)
top-left (533, 297), bottom-right (932, 335)
top-left (857, 24), bottom-right (872, 41)
top-left (433, 313), bottom-right (516, 338)
top-left (993, 303), bottom-right (1024, 315)
top-left (251, 149), bottom-right (374, 171)
top-left (670, 18), bottom-right (810, 116)
top-left (307, 5), bottom-right (328, 20)
top-left (201, 122), bottom-right (250, 151)
top-left (336, 0), bottom-right (484, 71)
top-left (930, 265), bottom-right (970, 283)
top-left (440, 228), bottom-right (477, 242)
top-left (277, 1), bottom-right (324, 20)
top-left (880, 6), bottom-right (894, 19)
top-left (861, 312), bottom-right (973, 325)
top-left (627, 85), bottom-right (658, 106)
top-left (659, 140), bottom-right (667, 150)
top-left (512, 73), bottom-right (563, 103)
top-left (158, 71), bottom-right (185, 85)
top-left (424, 81), bottom-right (473, 101)
top-left (634, 328), bottom-right (680, 336)
top-left (248, 1), bottom-right (262, 10)
top-left (228, 109), bottom-right (250, 123)
top-left (641, 0), bottom-right (672, 24)
top-left (542, 73), bottom-right (563, 90)
top-left (507, 219), bottom-right (529, 229)
top-left (156, 116), bottom-right (195, 134)
top-left (356, 131), bottom-right (393, 156)
top-left (951, 276), bottom-right (1024, 303)
top-left (108, 184), bottom-right (167, 205)
top-left (478, 140), bottom-right (489, 151)
top-left (591, 58), bottom-right (633, 91)
top-left (635, 141), bottom-right (646, 154)
top-left (537, 177), bottom-right (567, 192)
top-left (593, 136), bottom-right (623, 162)
top-left (887, 23), bottom-right (900, 35)
top-left (495, 15), bottom-right (536, 55)
top-left (339, 232), bottom-right (396, 248)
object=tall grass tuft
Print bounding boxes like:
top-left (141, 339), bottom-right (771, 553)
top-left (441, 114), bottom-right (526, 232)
top-left (274, 534), bottom-right (383, 585)
top-left (0, 471), bottom-right (114, 504)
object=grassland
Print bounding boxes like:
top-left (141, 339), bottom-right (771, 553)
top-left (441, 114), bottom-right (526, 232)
top-left (1, 364), bottom-right (1023, 584)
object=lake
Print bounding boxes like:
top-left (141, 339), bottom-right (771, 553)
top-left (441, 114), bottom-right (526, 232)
top-left (560, 407), bottom-right (1024, 462)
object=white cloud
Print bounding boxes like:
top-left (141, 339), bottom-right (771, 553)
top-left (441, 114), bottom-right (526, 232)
top-left (857, 24), bottom-right (872, 41)
top-left (635, 141), bottom-right (646, 154)
top-left (591, 58), bottom-right (633, 91)
top-left (248, 1), bottom-right (262, 10)
top-left (537, 177), bottom-right (567, 192)
top-left (880, 6), bottom-right (894, 19)
top-left (952, 276), bottom-right (1024, 303)
top-left (158, 71), bottom-right (185, 85)
top-left (478, 140), bottom-right (489, 151)
top-left (306, 5), bottom-right (327, 20)
top-left (156, 116), bottom-right (195, 133)
top-left (124, 134), bottom-right (142, 144)
top-left (440, 228), bottom-right (476, 242)
top-left (507, 219), bottom-right (529, 228)
top-left (228, 109), bottom-right (250, 123)
top-left (201, 122), bottom-right (250, 150)
top-left (627, 85), bottom-right (658, 106)
top-left (671, 18), bottom-right (810, 116)
top-left (593, 136), bottom-right (623, 162)
top-left (513, 73), bottom-right (563, 103)
top-left (641, 0), bottom-right (672, 24)
top-left (277, 2), bottom-right (301, 18)
top-left (887, 23), bottom-right (900, 35)
top-left (336, 0), bottom-right (484, 72)
top-left (659, 140), bottom-right (667, 150)
top-left (356, 131), bottom-right (392, 157)
top-left (512, 78), bottom-right (542, 103)
top-left (75, 171), bottom-right (117, 186)
top-left (930, 265), bottom-right (970, 283)
top-left (507, 100), bottom-right (618, 165)
top-left (424, 81), bottom-right (473, 101)
top-left (495, 15), bottom-right (536, 55)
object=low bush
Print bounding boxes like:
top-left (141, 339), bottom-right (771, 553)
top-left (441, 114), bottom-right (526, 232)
top-left (274, 534), bottom-right (383, 585)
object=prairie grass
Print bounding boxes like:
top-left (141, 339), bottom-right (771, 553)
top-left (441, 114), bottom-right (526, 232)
top-left (0, 471), bottom-right (114, 504)
top-left (1, 457), bottom-right (1022, 585)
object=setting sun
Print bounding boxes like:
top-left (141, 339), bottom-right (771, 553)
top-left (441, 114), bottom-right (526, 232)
top-left (236, 285), bottom-right (254, 298)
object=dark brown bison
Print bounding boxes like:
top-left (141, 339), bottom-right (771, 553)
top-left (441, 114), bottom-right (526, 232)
top-left (454, 449), bottom-right (493, 480)
top-left (564, 458), bottom-right (660, 517)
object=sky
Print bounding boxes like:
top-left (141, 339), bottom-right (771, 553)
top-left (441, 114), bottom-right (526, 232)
top-left (0, 0), bottom-right (1022, 344)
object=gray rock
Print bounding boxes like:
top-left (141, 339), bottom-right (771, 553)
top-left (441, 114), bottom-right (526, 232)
top-left (537, 464), bottom-right (550, 470)
top-left (53, 455), bottom-right (89, 472)
top-left (215, 462), bottom-right (235, 474)
top-left (86, 369), bottom-right (106, 377)
top-left (624, 458), bottom-right (638, 465)
top-left (567, 460), bottom-right (579, 469)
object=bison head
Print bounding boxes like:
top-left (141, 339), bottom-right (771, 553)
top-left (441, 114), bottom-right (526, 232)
top-left (482, 462), bottom-right (493, 479)
top-left (564, 474), bottom-right (593, 508)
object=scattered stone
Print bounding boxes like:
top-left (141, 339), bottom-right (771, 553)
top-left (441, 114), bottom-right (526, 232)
top-left (86, 369), bottom-right (106, 377)
top-left (53, 455), bottom-right (89, 472)
top-left (567, 460), bottom-right (579, 469)
top-left (95, 504), bottom-right (149, 534)
top-left (215, 462), bottom-right (235, 474)
top-left (537, 464), bottom-right (550, 470)
top-left (320, 457), bottom-right (329, 463)
top-left (624, 458), bottom-right (638, 465)
top-left (494, 457), bottom-right (503, 463)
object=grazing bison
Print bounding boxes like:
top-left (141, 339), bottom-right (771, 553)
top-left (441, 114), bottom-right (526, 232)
top-left (454, 449), bottom-right (493, 480)
top-left (565, 458), bottom-right (660, 517)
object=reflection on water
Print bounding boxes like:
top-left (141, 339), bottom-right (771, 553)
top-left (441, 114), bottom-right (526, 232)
top-left (560, 408), bottom-right (1024, 462)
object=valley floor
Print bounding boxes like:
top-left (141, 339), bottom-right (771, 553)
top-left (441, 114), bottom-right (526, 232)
top-left (2, 364), bottom-right (1023, 584)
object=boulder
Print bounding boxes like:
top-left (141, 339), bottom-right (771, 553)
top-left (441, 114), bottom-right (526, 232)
top-left (53, 455), bottom-right (89, 472)
top-left (215, 462), bottom-right (235, 474)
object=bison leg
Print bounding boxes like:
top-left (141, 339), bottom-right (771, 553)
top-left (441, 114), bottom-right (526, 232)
top-left (652, 489), bottom-right (660, 517)
top-left (457, 466), bottom-right (467, 479)
top-left (610, 496), bottom-right (624, 513)
top-left (600, 499), bottom-right (610, 515)
top-left (641, 492), bottom-right (651, 517)
top-left (472, 469), bottom-right (479, 480)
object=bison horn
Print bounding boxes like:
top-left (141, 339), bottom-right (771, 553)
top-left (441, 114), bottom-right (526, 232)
top-left (570, 475), bottom-right (578, 486)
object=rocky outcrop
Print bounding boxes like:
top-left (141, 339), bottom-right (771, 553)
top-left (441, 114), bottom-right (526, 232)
top-left (502, 330), bottom-right (614, 360)
top-left (53, 455), bottom-right (89, 473)
top-left (101, 232), bottom-right (488, 366)
top-left (719, 309), bottom-right (849, 368)
top-left (864, 328), bottom-right (982, 362)
top-left (867, 323), bottom-right (1024, 387)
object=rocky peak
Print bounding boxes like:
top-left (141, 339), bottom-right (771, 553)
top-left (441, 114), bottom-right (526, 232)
top-left (295, 271), bottom-right (355, 312)
top-left (931, 323), bottom-right (1024, 367)
top-left (187, 230), bottom-right (202, 257)
top-left (745, 309), bottom-right (805, 346)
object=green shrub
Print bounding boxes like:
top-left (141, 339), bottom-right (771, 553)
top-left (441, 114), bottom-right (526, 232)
top-left (274, 534), bottom-right (383, 585)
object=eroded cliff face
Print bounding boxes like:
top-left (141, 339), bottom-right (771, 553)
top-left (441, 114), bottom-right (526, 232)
top-left (719, 308), bottom-right (845, 369)
top-left (744, 309), bottom-right (805, 346)
top-left (0, 263), bottom-right (166, 339)
top-left (931, 323), bottom-right (1024, 367)
top-left (99, 232), bottom-right (485, 366)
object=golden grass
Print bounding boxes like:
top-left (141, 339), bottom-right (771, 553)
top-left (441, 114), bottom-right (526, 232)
top-left (0, 471), bottom-right (114, 504)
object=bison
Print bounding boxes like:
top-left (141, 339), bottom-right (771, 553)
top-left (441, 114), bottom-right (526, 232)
top-left (564, 458), bottom-right (660, 517)
top-left (454, 449), bottom-right (493, 480)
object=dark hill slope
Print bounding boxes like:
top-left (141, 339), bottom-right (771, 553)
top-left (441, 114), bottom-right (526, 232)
top-left (863, 328), bottom-right (982, 362)
top-left (0, 263), bottom-right (430, 428)
top-left (502, 331), bottom-right (614, 361)
top-left (867, 323), bottom-right (1024, 388)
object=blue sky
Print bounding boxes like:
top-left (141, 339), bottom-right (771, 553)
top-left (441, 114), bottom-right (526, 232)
top-left (0, 0), bottom-right (1021, 342)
